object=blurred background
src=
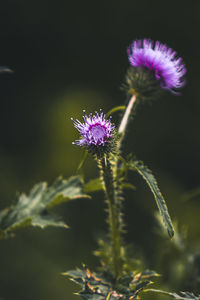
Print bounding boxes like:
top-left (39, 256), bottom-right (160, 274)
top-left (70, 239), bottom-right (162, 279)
top-left (0, 0), bottom-right (200, 299)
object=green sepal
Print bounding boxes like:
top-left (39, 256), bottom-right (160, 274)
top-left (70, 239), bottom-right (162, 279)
top-left (123, 66), bottom-right (164, 102)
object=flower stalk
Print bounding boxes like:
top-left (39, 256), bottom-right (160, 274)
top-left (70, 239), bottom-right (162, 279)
top-left (97, 95), bottom-right (137, 279)
top-left (99, 155), bottom-right (122, 280)
top-left (118, 94), bottom-right (137, 148)
top-left (112, 94), bottom-right (137, 180)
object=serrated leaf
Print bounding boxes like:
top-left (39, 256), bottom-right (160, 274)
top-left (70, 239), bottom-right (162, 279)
top-left (63, 269), bottom-right (87, 286)
top-left (84, 178), bottom-right (104, 193)
top-left (0, 176), bottom-right (89, 239)
top-left (78, 290), bottom-right (115, 300)
top-left (131, 161), bottom-right (174, 238)
top-left (132, 270), bottom-right (160, 285)
top-left (145, 289), bottom-right (200, 300)
top-left (64, 267), bottom-right (111, 300)
top-left (130, 280), bottom-right (152, 299)
top-left (64, 266), bottom-right (157, 300)
top-left (155, 212), bottom-right (186, 251)
top-left (78, 293), bottom-right (106, 300)
top-left (65, 269), bottom-right (87, 279)
top-left (31, 215), bottom-right (67, 229)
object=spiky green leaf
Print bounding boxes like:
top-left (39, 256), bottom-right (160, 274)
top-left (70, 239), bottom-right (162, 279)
top-left (64, 266), bottom-right (156, 300)
top-left (0, 176), bottom-right (89, 239)
top-left (130, 160), bottom-right (174, 238)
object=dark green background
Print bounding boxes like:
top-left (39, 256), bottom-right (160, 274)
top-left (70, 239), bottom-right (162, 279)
top-left (0, 1), bottom-right (200, 299)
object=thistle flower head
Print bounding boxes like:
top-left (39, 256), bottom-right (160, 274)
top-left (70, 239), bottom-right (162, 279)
top-left (127, 39), bottom-right (186, 94)
top-left (71, 110), bottom-right (115, 156)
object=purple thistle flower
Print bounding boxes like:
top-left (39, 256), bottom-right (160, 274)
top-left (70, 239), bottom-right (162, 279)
top-left (127, 39), bottom-right (186, 92)
top-left (71, 110), bottom-right (115, 149)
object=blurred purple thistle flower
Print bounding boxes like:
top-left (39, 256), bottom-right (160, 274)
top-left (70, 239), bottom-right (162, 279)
top-left (71, 110), bottom-right (115, 148)
top-left (127, 39), bottom-right (186, 92)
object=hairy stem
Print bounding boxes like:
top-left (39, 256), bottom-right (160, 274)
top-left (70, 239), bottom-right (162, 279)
top-left (99, 155), bottom-right (122, 279)
top-left (97, 95), bottom-right (137, 279)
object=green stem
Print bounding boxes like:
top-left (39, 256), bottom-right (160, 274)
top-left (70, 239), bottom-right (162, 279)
top-left (98, 95), bottom-right (137, 279)
top-left (99, 155), bottom-right (122, 280)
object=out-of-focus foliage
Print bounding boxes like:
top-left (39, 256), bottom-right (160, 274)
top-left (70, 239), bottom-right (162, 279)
top-left (154, 213), bottom-right (200, 294)
top-left (0, 176), bottom-right (89, 239)
top-left (182, 188), bottom-right (200, 202)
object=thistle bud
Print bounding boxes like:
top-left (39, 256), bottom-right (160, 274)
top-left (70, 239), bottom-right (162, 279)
top-left (72, 110), bottom-right (116, 157)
